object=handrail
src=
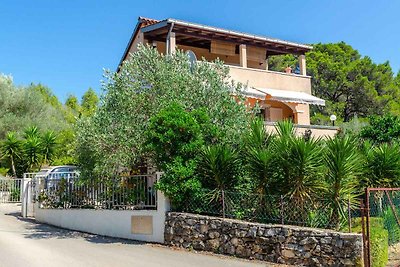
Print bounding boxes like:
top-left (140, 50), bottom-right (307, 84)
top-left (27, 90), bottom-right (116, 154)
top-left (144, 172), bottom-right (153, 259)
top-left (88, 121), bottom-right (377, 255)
top-left (264, 121), bottom-right (339, 131)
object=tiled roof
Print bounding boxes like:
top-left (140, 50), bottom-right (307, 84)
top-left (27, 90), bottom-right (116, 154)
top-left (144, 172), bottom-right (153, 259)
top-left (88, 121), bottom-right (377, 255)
top-left (138, 17), bottom-right (159, 27)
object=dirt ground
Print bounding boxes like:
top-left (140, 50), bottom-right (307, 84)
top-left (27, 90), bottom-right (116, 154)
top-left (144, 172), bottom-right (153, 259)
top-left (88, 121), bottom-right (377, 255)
top-left (388, 243), bottom-right (400, 267)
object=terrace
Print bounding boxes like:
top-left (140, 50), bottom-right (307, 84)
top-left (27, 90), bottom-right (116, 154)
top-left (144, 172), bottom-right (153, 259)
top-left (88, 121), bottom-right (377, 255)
top-left (120, 17), bottom-right (338, 137)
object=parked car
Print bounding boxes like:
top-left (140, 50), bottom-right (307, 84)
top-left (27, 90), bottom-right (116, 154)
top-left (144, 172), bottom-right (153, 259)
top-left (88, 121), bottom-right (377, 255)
top-left (36, 166), bottom-right (79, 189)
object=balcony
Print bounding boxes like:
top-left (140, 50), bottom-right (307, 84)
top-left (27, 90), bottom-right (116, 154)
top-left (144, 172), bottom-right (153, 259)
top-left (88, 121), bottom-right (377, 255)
top-left (264, 122), bottom-right (339, 138)
top-left (228, 65), bottom-right (312, 93)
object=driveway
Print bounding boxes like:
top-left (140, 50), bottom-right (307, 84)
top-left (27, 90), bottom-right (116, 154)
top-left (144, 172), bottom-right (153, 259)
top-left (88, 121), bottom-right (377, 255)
top-left (0, 204), bottom-right (275, 267)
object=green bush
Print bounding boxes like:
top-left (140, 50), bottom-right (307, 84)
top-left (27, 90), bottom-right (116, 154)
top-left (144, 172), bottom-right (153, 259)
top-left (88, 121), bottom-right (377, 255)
top-left (351, 217), bottom-right (388, 267)
top-left (382, 207), bottom-right (400, 244)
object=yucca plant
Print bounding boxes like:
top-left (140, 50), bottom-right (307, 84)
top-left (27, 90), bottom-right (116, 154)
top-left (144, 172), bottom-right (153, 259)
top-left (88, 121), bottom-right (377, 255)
top-left (0, 132), bottom-right (22, 177)
top-left (24, 126), bottom-right (40, 140)
top-left (273, 135), bottom-right (324, 207)
top-left (198, 145), bottom-right (240, 217)
top-left (24, 135), bottom-right (42, 171)
top-left (275, 119), bottom-right (295, 138)
top-left (41, 131), bottom-right (58, 166)
top-left (324, 135), bottom-right (362, 229)
top-left (243, 118), bottom-right (274, 149)
top-left (364, 142), bottom-right (400, 187)
top-left (242, 118), bottom-right (275, 194)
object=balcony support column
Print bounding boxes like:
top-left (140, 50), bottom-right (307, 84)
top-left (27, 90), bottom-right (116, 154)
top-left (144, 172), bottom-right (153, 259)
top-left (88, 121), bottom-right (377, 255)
top-left (239, 44), bottom-right (247, 68)
top-left (166, 32), bottom-right (176, 55)
top-left (299, 54), bottom-right (306, 76)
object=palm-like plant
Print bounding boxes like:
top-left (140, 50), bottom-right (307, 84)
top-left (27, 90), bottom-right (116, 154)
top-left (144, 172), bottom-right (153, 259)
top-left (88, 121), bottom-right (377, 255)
top-left (324, 136), bottom-right (362, 229)
top-left (275, 119), bottom-right (295, 138)
top-left (0, 132), bottom-right (22, 177)
top-left (24, 126), bottom-right (40, 139)
top-left (198, 145), bottom-right (239, 217)
top-left (242, 118), bottom-right (275, 194)
top-left (243, 118), bottom-right (274, 149)
top-left (24, 136), bottom-right (42, 171)
top-left (274, 135), bottom-right (324, 206)
top-left (41, 131), bottom-right (57, 166)
top-left (364, 142), bottom-right (400, 187)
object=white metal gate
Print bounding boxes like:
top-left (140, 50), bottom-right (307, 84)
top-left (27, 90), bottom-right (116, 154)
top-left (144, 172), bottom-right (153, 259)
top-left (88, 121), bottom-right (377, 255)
top-left (0, 178), bottom-right (22, 203)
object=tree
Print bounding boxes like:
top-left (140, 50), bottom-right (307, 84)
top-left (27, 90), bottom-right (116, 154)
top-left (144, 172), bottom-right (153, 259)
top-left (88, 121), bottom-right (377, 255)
top-left (307, 42), bottom-right (393, 122)
top-left (0, 74), bottom-right (67, 139)
top-left (76, 45), bottom-right (249, 178)
top-left (268, 42), bottom-right (399, 123)
top-left (81, 88), bottom-right (99, 117)
top-left (65, 95), bottom-right (80, 112)
top-left (28, 83), bottom-right (62, 108)
top-left (0, 132), bottom-right (22, 177)
top-left (360, 115), bottom-right (400, 143)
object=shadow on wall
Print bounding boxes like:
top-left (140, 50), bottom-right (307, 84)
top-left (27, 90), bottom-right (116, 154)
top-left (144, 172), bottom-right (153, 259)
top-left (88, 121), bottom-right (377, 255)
top-left (4, 212), bottom-right (144, 245)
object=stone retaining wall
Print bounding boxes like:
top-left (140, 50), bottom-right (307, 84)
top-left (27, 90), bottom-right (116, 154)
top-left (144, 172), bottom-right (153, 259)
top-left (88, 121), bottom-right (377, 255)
top-left (164, 212), bottom-right (363, 266)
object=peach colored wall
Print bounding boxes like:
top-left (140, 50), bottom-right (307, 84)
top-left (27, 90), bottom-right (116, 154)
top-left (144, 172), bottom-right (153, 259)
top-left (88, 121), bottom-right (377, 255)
top-left (263, 100), bottom-right (294, 122)
top-left (265, 124), bottom-right (338, 139)
top-left (124, 32), bottom-right (146, 61)
top-left (125, 36), bottom-right (313, 126)
top-left (286, 103), bottom-right (310, 125)
top-left (228, 66), bottom-right (312, 94)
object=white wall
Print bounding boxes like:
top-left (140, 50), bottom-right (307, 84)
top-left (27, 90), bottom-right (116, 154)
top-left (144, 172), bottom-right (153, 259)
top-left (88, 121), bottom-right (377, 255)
top-left (33, 173), bottom-right (170, 244)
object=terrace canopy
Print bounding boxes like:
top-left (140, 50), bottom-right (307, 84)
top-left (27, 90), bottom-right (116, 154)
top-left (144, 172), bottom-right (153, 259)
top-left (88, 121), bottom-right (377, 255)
top-left (242, 87), bottom-right (325, 106)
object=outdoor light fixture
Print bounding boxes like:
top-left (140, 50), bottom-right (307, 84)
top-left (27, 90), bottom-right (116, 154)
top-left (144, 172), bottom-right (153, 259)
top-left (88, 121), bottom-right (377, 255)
top-left (330, 114), bottom-right (337, 126)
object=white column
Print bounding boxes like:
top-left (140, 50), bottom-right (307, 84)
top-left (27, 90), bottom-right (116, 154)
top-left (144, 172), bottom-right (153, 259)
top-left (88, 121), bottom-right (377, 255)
top-left (299, 54), bottom-right (306, 76)
top-left (21, 178), bottom-right (32, 218)
top-left (239, 44), bottom-right (247, 68)
top-left (166, 32), bottom-right (176, 55)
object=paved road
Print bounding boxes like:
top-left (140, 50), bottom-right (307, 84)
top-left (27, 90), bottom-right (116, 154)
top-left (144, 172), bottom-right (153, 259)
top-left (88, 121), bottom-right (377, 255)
top-left (0, 204), bottom-right (271, 267)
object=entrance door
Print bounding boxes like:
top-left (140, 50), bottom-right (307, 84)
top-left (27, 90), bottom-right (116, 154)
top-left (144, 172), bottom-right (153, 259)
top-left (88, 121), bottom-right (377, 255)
top-left (269, 107), bottom-right (283, 122)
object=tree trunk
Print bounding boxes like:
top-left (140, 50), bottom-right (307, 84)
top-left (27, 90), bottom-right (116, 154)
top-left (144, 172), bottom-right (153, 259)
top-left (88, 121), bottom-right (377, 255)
top-left (10, 155), bottom-right (17, 178)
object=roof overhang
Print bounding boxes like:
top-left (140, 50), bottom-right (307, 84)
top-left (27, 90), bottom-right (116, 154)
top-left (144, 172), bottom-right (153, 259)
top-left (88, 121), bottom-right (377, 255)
top-left (118, 17), bottom-right (160, 71)
top-left (242, 87), bottom-right (325, 106)
top-left (141, 18), bottom-right (312, 56)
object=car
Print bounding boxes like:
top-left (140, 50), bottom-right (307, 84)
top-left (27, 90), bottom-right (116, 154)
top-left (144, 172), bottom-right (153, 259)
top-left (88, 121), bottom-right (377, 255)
top-left (35, 166), bottom-right (79, 189)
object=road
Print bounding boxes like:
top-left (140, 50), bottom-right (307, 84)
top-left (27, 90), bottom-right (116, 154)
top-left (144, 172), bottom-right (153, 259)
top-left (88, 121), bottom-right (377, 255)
top-left (0, 204), bottom-right (271, 267)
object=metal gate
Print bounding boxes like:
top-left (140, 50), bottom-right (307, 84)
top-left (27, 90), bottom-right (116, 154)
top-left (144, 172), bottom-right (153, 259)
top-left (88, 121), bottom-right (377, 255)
top-left (0, 178), bottom-right (22, 203)
top-left (361, 188), bottom-right (400, 267)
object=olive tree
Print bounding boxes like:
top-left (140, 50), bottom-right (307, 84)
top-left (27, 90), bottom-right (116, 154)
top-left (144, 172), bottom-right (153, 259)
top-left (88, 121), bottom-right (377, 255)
top-left (76, 45), bottom-right (250, 178)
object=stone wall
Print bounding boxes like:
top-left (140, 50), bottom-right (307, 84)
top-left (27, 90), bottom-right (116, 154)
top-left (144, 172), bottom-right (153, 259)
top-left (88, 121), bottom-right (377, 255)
top-left (164, 212), bottom-right (363, 266)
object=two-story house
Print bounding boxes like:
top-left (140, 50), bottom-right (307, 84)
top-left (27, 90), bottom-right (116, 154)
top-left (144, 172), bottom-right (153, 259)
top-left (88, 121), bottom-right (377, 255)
top-left (118, 17), bottom-right (338, 137)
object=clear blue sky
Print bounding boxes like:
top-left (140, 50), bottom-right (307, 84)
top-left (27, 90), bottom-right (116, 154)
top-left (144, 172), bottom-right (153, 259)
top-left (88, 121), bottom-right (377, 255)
top-left (1, 0), bottom-right (399, 102)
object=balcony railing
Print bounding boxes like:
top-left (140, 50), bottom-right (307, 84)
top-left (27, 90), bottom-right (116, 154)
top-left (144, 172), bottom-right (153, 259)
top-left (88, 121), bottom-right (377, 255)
top-left (228, 65), bottom-right (311, 93)
top-left (265, 122), bottom-right (339, 138)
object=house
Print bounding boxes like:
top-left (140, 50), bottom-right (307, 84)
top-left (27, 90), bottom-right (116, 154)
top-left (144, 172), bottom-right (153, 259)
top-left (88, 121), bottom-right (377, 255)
top-left (118, 17), bottom-right (338, 137)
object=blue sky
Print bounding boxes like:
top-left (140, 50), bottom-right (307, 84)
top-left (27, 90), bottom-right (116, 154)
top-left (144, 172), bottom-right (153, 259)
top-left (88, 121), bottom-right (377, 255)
top-left (1, 0), bottom-right (399, 102)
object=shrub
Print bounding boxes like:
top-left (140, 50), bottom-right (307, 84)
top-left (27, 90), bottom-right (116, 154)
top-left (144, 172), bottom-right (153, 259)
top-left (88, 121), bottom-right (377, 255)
top-left (382, 207), bottom-right (400, 244)
top-left (351, 217), bottom-right (389, 267)
top-left (145, 103), bottom-right (205, 206)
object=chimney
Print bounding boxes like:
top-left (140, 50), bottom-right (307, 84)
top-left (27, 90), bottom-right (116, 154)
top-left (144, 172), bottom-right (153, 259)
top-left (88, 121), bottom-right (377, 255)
top-left (285, 66), bottom-right (292, 74)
